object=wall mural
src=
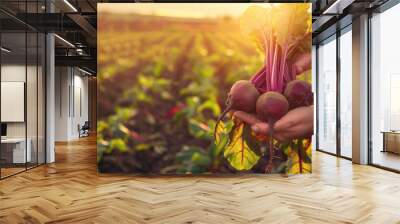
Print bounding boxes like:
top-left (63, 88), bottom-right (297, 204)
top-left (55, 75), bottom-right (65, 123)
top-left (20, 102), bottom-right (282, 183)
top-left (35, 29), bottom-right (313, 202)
top-left (97, 3), bottom-right (313, 174)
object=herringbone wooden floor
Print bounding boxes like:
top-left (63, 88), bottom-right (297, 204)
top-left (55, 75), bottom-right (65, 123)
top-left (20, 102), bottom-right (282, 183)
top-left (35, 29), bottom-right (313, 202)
top-left (1, 136), bottom-right (400, 224)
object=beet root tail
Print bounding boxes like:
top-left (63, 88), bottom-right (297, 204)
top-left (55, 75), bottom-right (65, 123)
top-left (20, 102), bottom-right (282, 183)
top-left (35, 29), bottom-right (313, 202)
top-left (213, 101), bottom-right (232, 141)
top-left (265, 120), bottom-right (275, 173)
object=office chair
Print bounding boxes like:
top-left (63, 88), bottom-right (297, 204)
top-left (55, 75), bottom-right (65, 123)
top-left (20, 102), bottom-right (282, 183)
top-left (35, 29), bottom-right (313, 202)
top-left (79, 121), bottom-right (90, 138)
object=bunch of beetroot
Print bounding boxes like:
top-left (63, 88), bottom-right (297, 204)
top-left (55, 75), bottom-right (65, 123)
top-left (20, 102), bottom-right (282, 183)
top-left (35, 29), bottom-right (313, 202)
top-left (215, 79), bottom-right (313, 134)
top-left (214, 79), bottom-right (312, 173)
top-left (213, 4), bottom-right (312, 173)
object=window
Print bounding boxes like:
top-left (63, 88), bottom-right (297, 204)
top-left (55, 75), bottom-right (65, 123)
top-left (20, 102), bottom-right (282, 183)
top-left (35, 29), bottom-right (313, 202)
top-left (371, 3), bottom-right (400, 171)
top-left (317, 36), bottom-right (337, 154)
top-left (339, 28), bottom-right (352, 158)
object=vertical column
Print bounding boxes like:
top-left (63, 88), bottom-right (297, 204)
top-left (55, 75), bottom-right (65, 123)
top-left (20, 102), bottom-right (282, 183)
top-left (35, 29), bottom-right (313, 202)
top-left (312, 45), bottom-right (317, 151)
top-left (336, 30), bottom-right (341, 157)
top-left (0, 18), bottom-right (2, 179)
top-left (352, 14), bottom-right (369, 164)
top-left (46, 1), bottom-right (55, 163)
top-left (89, 77), bottom-right (97, 133)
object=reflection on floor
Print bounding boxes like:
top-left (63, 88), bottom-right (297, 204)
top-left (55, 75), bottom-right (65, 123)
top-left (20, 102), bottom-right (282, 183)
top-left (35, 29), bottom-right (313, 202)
top-left (0, 167), bottom-right (25, 177)
top-left (1, 136), bottom-right (400, 223)
top-left (0, 163), bottom-right (42, 178)
top-left (373, 150), bottom-right (400, 170)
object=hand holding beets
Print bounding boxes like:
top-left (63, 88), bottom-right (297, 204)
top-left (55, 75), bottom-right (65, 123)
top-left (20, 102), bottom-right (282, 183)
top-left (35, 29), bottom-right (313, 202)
top-left (215, 78), bottom-right (313, 173)
top-left (234, 105), bottom-right (314, 142)
top-left (215, 79), bottom-right (314, 141)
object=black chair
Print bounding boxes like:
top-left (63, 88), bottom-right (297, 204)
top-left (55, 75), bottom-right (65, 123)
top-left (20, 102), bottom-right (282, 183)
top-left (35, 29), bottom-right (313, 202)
top-left (79, 121), bottom-right (90, 138)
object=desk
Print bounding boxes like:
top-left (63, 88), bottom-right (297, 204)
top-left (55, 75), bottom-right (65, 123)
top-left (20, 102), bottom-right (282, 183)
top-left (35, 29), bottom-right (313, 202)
top-left (1, 138), bottom-right (31, 163)
top-left (381, 131), bottom-right (400, 154)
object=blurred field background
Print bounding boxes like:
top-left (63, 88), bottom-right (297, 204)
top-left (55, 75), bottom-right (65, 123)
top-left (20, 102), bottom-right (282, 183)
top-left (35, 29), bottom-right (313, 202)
top-left (97, 4), bottom-right (273, 174)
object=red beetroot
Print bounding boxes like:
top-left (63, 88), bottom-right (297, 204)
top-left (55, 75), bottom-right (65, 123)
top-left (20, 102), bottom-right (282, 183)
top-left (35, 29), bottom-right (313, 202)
top-left (256, 92), bottom-right (289, 123)
top-left (228, 80), bottom-right (260, 112)
top-left (214, 80), bottom-right (259, 139)
top-left (283, 80), bottom-right (313, 174)
top-left (283, 80), bottom-right (313, 109)
top-left (255, 91), bottom-right (289, 173)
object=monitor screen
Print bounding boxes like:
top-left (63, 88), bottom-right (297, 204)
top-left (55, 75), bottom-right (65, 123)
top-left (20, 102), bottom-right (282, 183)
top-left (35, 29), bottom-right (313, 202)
top-left (1, 123), bottom-right (7, 137)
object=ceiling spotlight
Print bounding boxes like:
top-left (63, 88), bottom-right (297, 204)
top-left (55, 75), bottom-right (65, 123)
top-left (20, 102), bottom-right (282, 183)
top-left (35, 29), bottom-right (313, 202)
top-left (63, 0), bottom-right (78, 12)
top-left (76, 48), bottom-right (85, 55)
top-left (1, 47), bottom-right (11, 53)
top-left (78, 67), bottom-right (93, 76)
top-left (323, 0), bottom-right (355, 15)
top-left (54, 34), bottom-right (75, 48)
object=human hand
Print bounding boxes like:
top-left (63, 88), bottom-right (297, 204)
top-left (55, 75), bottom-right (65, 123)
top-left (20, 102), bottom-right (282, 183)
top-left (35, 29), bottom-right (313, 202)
top-left (233, 105), bottom-right (314, 142)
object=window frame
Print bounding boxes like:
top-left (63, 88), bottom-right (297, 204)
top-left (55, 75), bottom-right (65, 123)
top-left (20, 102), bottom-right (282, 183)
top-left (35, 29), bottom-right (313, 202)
top-left (315, 24), bottom-right (353, 160)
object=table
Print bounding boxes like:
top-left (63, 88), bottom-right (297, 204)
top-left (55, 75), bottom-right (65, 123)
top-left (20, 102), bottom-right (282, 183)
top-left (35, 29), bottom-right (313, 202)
top-left (1, 138), bottom-right (31, 163)
top-left (381, 131), bottom-right (400, 154)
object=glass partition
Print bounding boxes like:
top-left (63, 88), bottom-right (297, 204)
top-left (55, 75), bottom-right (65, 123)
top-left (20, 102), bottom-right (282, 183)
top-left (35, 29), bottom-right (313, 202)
top-left (1, 30), bottom-right (27, 177)
top-left (0, 2), bottom-right (46, 179)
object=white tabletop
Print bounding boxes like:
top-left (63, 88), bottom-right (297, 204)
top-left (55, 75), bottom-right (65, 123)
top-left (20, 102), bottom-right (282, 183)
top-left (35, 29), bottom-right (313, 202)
top-left (1, 138), bottom-right (28, 143)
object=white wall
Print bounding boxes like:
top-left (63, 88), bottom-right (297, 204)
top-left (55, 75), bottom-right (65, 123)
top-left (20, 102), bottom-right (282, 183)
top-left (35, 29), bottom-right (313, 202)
top-left (1, 65), bottom-right (31, 138)
top-left (1, 65), bottom-right (26, 139)
top-left (55, 67), bottom-right (69, 141)
top-left (71, 73), bottom-right (89, 138)
top-left (55, 67), bottom-right (89, 141)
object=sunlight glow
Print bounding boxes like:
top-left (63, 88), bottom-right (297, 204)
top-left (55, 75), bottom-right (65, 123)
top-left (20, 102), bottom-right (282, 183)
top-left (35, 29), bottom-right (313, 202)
top-left (98, 3), bottom-right (275, 19)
